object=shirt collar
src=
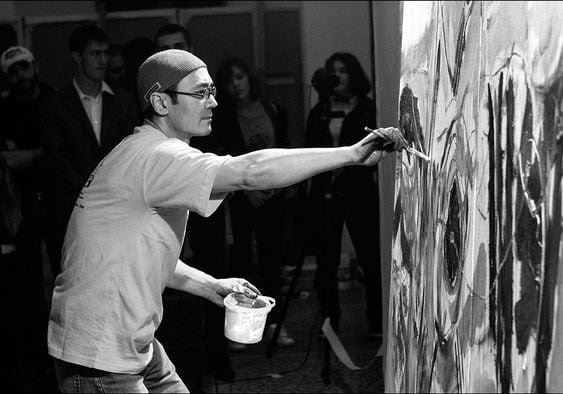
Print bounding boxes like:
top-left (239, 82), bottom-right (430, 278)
top-left (73, 78), bottom-right (114, 99)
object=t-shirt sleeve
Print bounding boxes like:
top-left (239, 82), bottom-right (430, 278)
top-left (142, 140), bottom-right (230, 216)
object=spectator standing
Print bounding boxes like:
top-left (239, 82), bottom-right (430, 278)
top-left (214, 56), bottom-right (296, 350)
top-left (304, 52), bottom-right (383, 337)
top-left (0, 45), bottom-right (56, 391)
top-left (40, 25), bottom-right (140, 276)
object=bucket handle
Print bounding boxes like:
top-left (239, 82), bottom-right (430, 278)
top-left (259, 296), bottom-right (276, 310)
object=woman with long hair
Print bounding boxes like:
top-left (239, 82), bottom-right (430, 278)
top-left (213, 56), bottom-right (296, 350)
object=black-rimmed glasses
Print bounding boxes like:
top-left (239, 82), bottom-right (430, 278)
top-left (164, 85), bottom-right (216, 101)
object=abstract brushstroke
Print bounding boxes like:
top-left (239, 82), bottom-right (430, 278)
top-left (386, 2), bottom-right (563, 392)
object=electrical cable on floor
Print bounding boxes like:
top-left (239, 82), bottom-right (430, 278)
top-left (212, 310), bottom-right (381, 390)
top-left (227, 311), bottom-right (320, 384)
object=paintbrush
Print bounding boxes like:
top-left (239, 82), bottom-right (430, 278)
top-left (364, 127), bottom-right (430, 162)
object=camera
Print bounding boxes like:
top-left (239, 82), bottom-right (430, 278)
top-left (311, 68), bottom-right (339, 100)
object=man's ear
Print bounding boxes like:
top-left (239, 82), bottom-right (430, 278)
top-left (149, 93), bottom-right (168, 116)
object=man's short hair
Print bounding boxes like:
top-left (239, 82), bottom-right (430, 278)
top-left (154, 24), bottom-right (192, 49)
top-left (69, 24), bottom-right (108, 54)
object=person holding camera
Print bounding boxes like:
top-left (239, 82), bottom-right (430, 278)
top-left (304, 52), bottom-right (383, 338)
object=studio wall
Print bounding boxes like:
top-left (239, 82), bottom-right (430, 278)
top-left (386, 1), bottom-right (562, 392)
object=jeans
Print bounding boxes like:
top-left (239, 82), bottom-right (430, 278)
top-left (54, 339), bottom-right (188, 393)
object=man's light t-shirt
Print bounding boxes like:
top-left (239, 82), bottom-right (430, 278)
top-left (47, 124), bottom-right (229, 373)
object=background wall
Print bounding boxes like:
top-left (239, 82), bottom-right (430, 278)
top-left (301, 1), bottom-right (372, 113)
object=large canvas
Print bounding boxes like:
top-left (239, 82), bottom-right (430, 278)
top-left (386, 2), bottom-right (562, 392)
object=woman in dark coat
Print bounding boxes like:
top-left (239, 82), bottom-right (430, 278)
top-left (213, 56), bottom-right (295, 349)
top-left (304, 52), bottom-right (382, 336)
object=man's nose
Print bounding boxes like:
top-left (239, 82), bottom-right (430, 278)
top-left (207, 94), bottom-right (218, 108)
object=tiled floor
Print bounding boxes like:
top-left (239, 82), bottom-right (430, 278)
top-left (202, 264), bottom-right (385, 394)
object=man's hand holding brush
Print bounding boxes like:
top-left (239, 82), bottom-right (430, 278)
top-left (353, 126), bottom-right (409, 166)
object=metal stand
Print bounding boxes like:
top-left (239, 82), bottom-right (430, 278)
top-left (266, 194), bottom-right (308, 359)
top-left (321, 336), bottom-right (331, 384)
top-left (265, 188), bottom-right (334, 385)
top-left (266, 247), bottom-right (305, 359)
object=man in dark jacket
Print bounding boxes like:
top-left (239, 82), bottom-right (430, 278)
top-left (40, 25), bottom-right (140, 276)
top-left (0, 45), bottom-right (56, 392)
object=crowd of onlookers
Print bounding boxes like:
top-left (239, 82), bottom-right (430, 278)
top-left (0, 21), bottom-right (385, 393)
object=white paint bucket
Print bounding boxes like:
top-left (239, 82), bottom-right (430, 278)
top-left (223, 293), bottom-right (276, 344)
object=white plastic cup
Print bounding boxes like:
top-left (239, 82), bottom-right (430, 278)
top-left (223, 293), bottom-right (276, 344)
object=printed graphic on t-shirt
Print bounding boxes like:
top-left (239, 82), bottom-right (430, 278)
top-left (75, 160), bottom-right (103, 209)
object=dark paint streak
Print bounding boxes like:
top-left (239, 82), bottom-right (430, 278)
top-left (400, 218), bottom-right (413, 276)
top-left (515, 202), bottom-right (540, 353)
top-left (429, 41), bottom-right (441, 145)
top-left (495, 72), bottom-right (504, 388)
top-left (394, 190), bottom-right (402, 238)
top-left (428, 338), bottom-right (439, 392)
top-left (445, 180), bottom-right (462, 288)
top-left (536, 78), bottom-right (562, 394)
top-left (399, 86), bottom-right (425, 155)
top-left (439, 116), bottom-right (461, 170)
top-left (416, 287), bottom-right (429, 393)
top-left (515, 87), bottom-right (539, 355)
top-left (487, 83), bottom-right (497, 342)
top-left (501, 77), bottom-right (514, 392)
top-left (451, 6), bottom-right (467, 95)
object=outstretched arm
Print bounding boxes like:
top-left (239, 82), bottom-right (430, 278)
top-left (212, 127), bottom-right (405, 193)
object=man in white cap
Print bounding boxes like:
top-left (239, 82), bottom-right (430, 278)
top-left (47, 49), bottom-right (407, 393)
top-left (0, 46), bottom-right (52, 102)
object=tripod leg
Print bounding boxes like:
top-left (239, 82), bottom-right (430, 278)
top-left (266, 255), bottom-right (304, 358)
top-left (321, 337), bottom-right (331, 384)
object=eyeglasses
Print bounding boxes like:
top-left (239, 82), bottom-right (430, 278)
top-left (165, 85), bottom-right (216, 101)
